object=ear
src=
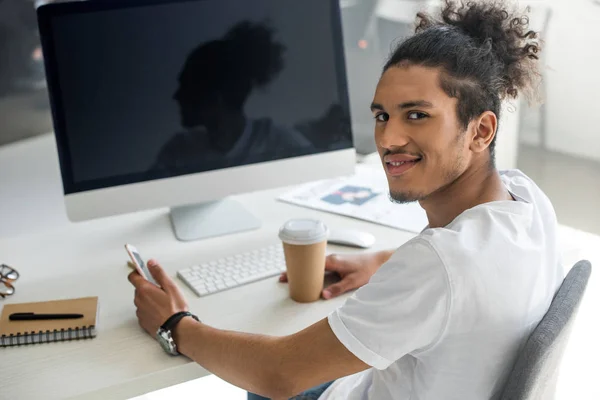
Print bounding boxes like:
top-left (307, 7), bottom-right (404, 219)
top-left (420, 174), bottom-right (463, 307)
top-left (469, 111), bottom-right (497, 153)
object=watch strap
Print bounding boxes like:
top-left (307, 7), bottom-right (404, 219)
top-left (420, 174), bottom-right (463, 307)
top-left (161, 311), bottom-right (199, 331)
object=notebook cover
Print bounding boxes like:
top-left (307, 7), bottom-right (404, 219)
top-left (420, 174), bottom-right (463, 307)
top-left (0, 297), bottom-right (98, 336)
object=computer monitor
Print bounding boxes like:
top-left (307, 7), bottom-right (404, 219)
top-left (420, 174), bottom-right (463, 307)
top-left (37, 0), bottom-right (355, 241)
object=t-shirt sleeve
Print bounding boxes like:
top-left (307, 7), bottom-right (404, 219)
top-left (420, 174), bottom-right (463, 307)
top-left (328, 238), bottom-right (451, 370)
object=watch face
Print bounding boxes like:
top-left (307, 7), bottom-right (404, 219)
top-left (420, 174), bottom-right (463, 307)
top-left (157, 329), bottom-right (178, 355)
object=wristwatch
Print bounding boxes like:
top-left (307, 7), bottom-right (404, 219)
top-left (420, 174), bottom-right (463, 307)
top-left (156, 311), bottom-right (200, 356)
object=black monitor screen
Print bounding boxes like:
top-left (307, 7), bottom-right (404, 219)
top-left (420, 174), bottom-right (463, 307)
top-left (38, 0), bottom-right (352, 194)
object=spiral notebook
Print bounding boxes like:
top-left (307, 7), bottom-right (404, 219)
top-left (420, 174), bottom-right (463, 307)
top-left (0, 297), bottom-right (99, 347)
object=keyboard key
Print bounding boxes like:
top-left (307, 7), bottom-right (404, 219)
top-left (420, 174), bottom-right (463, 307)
top-left (178, 244), bottom-right (286, 297)
top-left (198, 288), bottom-right (209, 296)
top-left (256, 270), bottom-right (276, 280)
top-left (236, 275), bottom-right (259, 285)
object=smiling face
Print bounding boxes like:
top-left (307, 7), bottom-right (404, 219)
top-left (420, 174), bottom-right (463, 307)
top-left (371, 64), bottom-right (475, 203)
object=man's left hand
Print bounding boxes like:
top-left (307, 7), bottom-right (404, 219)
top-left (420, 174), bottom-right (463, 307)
top-left (128, 260), bottom-right (189, 337)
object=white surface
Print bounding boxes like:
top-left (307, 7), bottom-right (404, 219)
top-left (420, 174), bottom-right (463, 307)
top-left (64, 148), bottom-right (356, 222)
top-left (176, 244), bottom-right (286, 297)
top-left (0, 134), bottom-right (413, 400)
top-left (130, 374), bottom-right (246, 400)
top-left (327, 229), bottom-right (376, 249)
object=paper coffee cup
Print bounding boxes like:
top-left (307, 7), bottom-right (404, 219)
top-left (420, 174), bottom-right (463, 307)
top-left (279, 219), bottom-right (329, 303)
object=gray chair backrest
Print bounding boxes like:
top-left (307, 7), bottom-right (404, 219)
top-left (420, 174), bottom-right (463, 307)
top-left (500, 260), bottom-right (592, 400)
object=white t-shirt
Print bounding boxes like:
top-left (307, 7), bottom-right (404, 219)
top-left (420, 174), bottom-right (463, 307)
top-left (320, 170), bottom-right (565, 400)
top-left (154, 118), bottom-right (311, 171)
top-left (225, 118), bottom-right (312, 161)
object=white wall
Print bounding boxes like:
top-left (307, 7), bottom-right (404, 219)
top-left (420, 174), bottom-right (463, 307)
top-left (522, 0), bottom-right (600, 162)
top-left (497, 101), bottom-right (521, 170)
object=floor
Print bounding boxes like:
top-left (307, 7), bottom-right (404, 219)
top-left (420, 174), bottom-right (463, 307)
top-left (517, 144), bottom-right (600, 236)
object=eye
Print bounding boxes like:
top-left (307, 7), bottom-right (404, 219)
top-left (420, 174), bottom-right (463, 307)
top-left (374, 112), bottom-right (389, 122)
top-left (407, 111), bottom-right (428, 120)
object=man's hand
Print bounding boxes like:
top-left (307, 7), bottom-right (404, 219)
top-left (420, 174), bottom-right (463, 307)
top-left (279, 250), bottom-right (394, 299)
top-left (128, 260), bottom-right (189, 337)
top-left (127, 258), bottom-right (373, 398)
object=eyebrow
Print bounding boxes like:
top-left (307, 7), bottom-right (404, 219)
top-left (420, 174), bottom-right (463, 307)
top-left (370, 100), bottom-right (434, 112)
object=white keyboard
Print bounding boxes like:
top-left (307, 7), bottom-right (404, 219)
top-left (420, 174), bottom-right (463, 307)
top-left (177, 244), bottom-right (286, 297)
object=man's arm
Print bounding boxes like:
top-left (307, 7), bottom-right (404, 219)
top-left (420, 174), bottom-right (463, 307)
top-left (280, 249), bottom-right (397, 300)
top-left (129, 261), bottom-right (370, 400)
top-left (173, 317), bottom-right (369, 399)
top-left (174, 250), bottom-right (398, 396)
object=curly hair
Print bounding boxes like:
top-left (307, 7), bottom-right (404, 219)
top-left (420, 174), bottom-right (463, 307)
top-left (181, 20), bottom-right (285, 110)
top-left (384, 0), bottom-right (542, 163)
top-left (224, 20), bottom-right (286, 89)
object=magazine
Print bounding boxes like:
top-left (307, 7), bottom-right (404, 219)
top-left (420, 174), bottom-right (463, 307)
top-left (278, 164), bottom-right (428, 233)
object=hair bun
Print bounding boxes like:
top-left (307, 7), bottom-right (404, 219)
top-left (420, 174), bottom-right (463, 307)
top-left (416, 0), bottom-right (541, 100)
top-left (225, 21), bottom-right (286, 88)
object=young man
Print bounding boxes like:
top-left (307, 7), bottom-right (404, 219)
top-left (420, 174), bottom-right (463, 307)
top-left (128, 1), bottom-right (564, 399)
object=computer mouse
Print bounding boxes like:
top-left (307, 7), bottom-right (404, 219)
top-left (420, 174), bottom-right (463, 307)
top-left (327, 229), bottom-right (376, 249)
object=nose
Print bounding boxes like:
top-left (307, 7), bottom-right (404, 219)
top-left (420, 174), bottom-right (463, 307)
top-left (376, 118), bottom-right (410, 151)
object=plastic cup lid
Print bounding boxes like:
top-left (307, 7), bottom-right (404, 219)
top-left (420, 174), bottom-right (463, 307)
top-left (278, 219), bottom-right (329, 245)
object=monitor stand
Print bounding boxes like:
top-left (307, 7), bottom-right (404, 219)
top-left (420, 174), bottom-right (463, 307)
top-left (169, 198), bottom-right (261, 241)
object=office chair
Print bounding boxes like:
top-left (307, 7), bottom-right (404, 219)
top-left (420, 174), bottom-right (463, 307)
top-left (500, 260), bottom-right (592, 400)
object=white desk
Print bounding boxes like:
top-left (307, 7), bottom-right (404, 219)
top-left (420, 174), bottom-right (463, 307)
top-left (1, 134), bottom-right (598, 400)
top-left (0, 134), bottom-right (415, 400)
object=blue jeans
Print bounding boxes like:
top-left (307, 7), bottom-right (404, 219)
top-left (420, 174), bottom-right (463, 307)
top-left (247, 381), bottom-right (334, 400)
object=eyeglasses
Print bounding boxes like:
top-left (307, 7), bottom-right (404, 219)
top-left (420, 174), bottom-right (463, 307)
top-left (0, 264), bottom-right (20, 298)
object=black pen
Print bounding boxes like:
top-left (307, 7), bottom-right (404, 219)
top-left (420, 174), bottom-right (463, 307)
top-left (9, 312), bottom-right (84, 321)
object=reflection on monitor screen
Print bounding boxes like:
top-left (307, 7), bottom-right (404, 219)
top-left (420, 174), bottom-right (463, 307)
top-left (45, 0), bottom-right (353, 194)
